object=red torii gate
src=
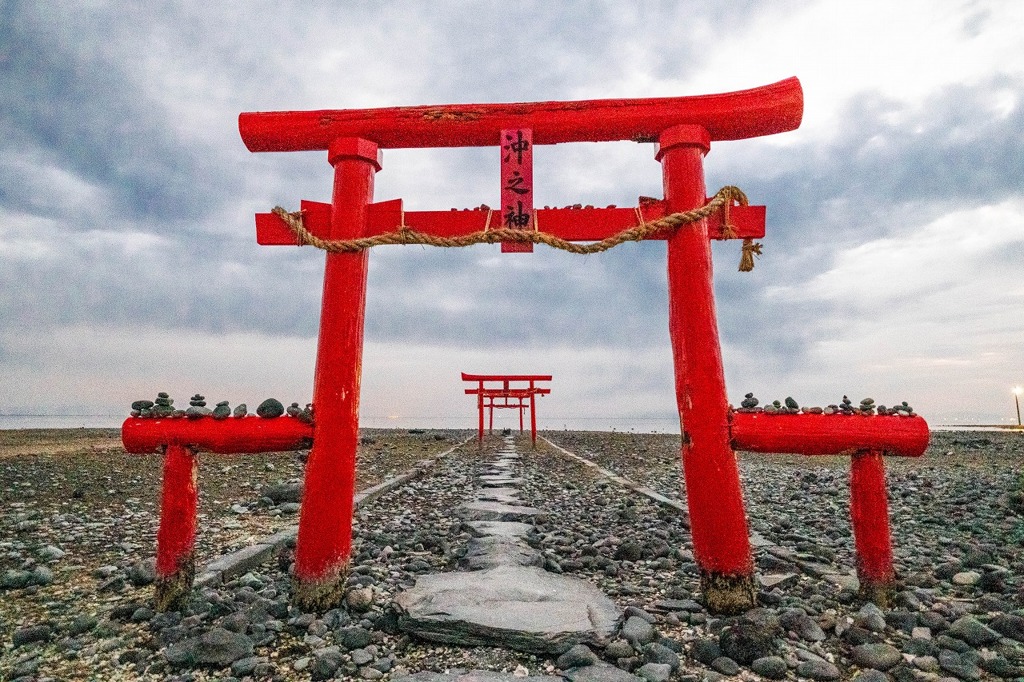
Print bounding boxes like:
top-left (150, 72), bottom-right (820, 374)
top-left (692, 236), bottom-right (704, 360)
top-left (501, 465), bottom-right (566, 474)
top-left (461, 373), bottom-right (551, 446)
top-left (121, 76), bottom-right (929, 614)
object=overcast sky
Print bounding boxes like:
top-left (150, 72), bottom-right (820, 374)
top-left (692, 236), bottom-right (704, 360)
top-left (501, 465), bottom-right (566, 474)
top-left (2, 1), bottom-right (1022, 430)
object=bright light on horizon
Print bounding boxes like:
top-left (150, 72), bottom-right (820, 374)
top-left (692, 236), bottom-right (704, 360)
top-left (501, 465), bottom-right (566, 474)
top-left (1014, 386), bottom-right (1023, 395)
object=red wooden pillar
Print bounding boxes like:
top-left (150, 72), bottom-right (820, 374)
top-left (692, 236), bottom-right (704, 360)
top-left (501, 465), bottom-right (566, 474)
top-left (850, 449), bottom-right (895, 605)
top-left (489, 399), bottom-right (494, 433)
top-left (519, 401), bottom-right (524, 433)
top-left (293, 137), bottom-right (379, 610)
top-left (529, 392), bottom-right (538, 448)
top-left (154, 444), bottom-right (199, 611)
top-left (659, 125), bottom-right (755, 614)
top-left (477, 390), bottom-right (485, 447)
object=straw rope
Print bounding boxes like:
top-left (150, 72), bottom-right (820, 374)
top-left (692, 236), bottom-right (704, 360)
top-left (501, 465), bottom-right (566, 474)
top-left (270, 185), bottom-right (763, 270)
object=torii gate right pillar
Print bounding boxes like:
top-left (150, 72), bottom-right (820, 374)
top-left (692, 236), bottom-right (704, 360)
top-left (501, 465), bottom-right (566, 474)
top-left (659, 125), bottom-right (756, 614)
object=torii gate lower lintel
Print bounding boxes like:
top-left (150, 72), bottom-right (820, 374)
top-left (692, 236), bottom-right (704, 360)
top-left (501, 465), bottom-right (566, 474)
top-left (461, 373), bottom-right (551, 447)
top-left (120, 77), bottom-right (930, 615)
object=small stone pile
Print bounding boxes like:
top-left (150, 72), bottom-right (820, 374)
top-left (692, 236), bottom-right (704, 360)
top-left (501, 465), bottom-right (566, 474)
top-left (129, 394), bottom-right (313, 422)
top-left (736, 393), bottom-right (917, 417)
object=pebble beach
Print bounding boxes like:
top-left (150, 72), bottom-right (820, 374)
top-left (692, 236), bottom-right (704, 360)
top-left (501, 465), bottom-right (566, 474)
top-left (1, 428), bottom-right (1022, 681)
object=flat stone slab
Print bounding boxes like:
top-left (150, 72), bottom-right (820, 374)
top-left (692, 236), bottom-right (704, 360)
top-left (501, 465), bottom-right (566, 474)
top-left (463, 537), bottom-right (543, 570)
top-left (564, 664), bottom-right (643, 682)
top-left (465, 521), bottom-right (533, 538)
top-left (479, 477), bottom-right (522, 487)
top-left (393, 673), bottom-right (561, 682)
top-left (477, 487), bottom-right (522, 504)
top-left (460, 501), bottom-right (539, 521)
top-left (395, 565), bottom-right (620, 654)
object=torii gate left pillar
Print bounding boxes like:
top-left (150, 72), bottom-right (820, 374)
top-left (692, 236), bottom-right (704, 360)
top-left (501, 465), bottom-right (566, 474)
top-left (292, 138), bottom-right (379, 610)
top-left (660, 126), bottom-right (755, 612)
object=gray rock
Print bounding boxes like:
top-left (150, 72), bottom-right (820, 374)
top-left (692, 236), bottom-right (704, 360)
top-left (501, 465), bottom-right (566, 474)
top-left (68, 614), bottom-right (98, 635)
top-left (855, 671), bottom-right (889, 682)
top-left (795, 659), bottom-right (842, 680)
top-left (231, 655), bottom-right (267, 676)
top-left (30, 565), bottom-right (53, 586)
top-left (952, 570), bottom-right (981, 585)
top-left (947, 615), bottom-right (1001, 646)
top-left (634, 662), bottom-right (671, 682)
top-left (650, 598), bottom-right (702, 613)
top-left (641, 643), bottom-right (679, 670)
top-left (938, 650), bottom-right (982, 680)
top-left (614, 542), bottom-right (643, 562)
top-left (350, 647), bottom-right (374, 665)
top-left (1, 568), bottom-right (33, 589)
top-left (620, 616), bottom-right (656, 648)
top-left (564, 663), bottom-right (644, 682)
top-left (336, 625), bottom-right (372, 650)
top-left (780, 610), bottom-right (826, 641)
top-left (395, 565), bottom-right (620, 654)
top-left (256, 398), bottom-right (285, 418)
top-left (622, 606), bottom-right (656, 624)
top-left (603, 640), bottom-right (635, 659)
top-left (851, 642), bottom-right (903, 670)
top-left (557, 644), bottom-right (599, 668)
top-left (13, 624), bottom-right (51, 647)
top-left (263, 482), bottom-right (302, 504)
top-left (311, 649), bottom-right (344, 681)
top-left (37, 544), bottom-right (66, 561)
top-left (690, 638), bottom-right (721, 665)
top-left (854, 602), bottom-right (887, 632)
top-left (129, 557), bottom-right (157, 586)
top-left (164, 627), bottom-right (254, 668)
top-left (885, 609), bottom-right (918, 634)
top-left (718, 620), bottom-right (778, 665)
top-left (232, 403), bottom-right (248, 418)
top-left (711, 657), bottom-right (740, 675)
top-left (346, 586), bottom-right (374, 612)
top-left (750, 656), bottom-right (788, 679)
top-left (990, 614), bottom-right (1024, 642)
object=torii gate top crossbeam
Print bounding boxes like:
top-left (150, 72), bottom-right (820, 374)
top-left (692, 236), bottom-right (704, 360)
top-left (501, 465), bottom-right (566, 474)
top-left (239, 78), bottom-right (802, 152)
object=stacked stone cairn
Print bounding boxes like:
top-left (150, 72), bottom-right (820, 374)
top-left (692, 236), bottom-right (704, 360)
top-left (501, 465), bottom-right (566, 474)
top-left (129, 393), bottom-right (313, 422)
top-left (735, 393), bottom-right (916, 417)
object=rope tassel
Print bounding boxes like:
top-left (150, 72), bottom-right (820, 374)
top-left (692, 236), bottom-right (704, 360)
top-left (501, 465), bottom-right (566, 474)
top-left (739, 239), bottom-right (763, 272)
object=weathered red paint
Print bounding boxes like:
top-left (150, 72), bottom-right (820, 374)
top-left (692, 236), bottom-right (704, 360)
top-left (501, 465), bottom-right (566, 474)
top-left (292, 138), bottom-right (378, 601)
top-left (255, 197), bottom-right (765, 246)
top-left (850, 450), bottom-right (895, 588)
top-left (660, 126), bottom-right (755, 595)
top-left (122, 416), bottom-right (313, 454)
top-left (155, 444), bottom-right (198, 578)
top-left (238, 78), bottom-right (803, 151)
top-left (731, 412), bottom-right (929, 457)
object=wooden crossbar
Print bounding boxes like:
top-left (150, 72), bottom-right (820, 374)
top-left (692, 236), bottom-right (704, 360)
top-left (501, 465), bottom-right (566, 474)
top-left (239, 78), bottom-right (803, 151)
top-left (255, 199), bottom-right (764, 246)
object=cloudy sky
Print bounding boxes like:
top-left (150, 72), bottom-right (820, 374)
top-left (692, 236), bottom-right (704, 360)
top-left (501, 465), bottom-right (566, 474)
top-left (2, 1), bottom-right (1022, 430)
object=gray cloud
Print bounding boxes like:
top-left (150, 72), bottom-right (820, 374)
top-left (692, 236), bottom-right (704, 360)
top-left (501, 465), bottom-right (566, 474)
top-left (2, 1), bottom-right (1021, 424)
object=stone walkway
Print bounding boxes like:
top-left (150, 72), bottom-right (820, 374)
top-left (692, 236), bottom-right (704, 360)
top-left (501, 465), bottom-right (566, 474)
top-left (395, 435), bottom-right (622, 656)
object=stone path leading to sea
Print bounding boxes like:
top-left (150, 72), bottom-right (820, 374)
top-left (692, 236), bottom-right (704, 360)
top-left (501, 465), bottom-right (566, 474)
top-left (396, 435), bottom-right (622, 656)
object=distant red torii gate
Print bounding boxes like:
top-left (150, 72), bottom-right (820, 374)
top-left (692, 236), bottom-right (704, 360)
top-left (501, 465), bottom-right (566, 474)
top-left (119, 76), bottom-right (930, 615)
top-left (461, 373), bottom-right (551, 446)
